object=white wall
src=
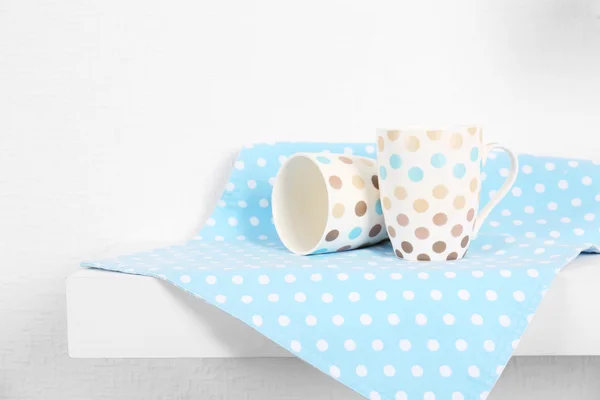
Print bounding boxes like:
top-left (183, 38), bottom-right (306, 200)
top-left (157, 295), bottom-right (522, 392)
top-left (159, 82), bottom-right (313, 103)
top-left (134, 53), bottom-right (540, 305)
top-left (1, 0), bottom-right (600, 399)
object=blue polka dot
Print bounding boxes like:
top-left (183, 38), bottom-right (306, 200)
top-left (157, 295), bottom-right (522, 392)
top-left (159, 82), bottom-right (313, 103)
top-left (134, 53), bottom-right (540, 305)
top-left (389, 154), bottom-right (402, 169)
top-left (313, 248), bottom-right (328, 254)
top-left (379, 166), bottom-right (388, 180)
top-left (408, 167), bottom-right (424, 182)
top-left (453, 163), bottom-right (466, 178)
top-left (470, 147), bottom-right (479, 162)
top-left (348, 227), bottom-right (362, 239)
top-left (375, 200), bottom-right (383, 215)
top-left (430, 153), bottom-right (446, 168)
top-left (316, 156), bottom-right (330, 164)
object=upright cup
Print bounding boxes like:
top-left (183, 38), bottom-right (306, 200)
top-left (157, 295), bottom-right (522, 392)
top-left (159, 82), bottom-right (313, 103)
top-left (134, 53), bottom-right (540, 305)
top-left (272, 153), bottom-right (388, 255)
top-left (376, 126), bottom-right (518, 261)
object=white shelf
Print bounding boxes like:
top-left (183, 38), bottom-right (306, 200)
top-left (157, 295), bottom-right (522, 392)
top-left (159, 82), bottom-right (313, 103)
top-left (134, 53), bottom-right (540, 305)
top-left (67, 255), bottom-right (600, 358)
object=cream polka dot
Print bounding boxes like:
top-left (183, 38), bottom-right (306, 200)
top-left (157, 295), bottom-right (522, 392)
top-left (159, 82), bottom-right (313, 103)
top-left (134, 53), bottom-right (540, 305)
top-left (453, 196), bottom-right (466, 209)
top-left (387, 130), bottom-right (400, 141)
top-left (404, 136), bottom-right (420, 152)
top-left (427, 130), bottom-right (443, 140)
top-left (470, 178), bottom-right (478, 192)
top-left (413, 199), bottom-right (429, 213)
top-left (394, 186), bottom-right (407, 200)
top-left (451, 133), bottom-right (463, 149)
top-left (377, 136), bottom-right (384, 151)
top-left (332, 203), bottom-right (345, 218)
top-left (433, 185), bottom-right (448, 199)
top-left (352, 175), bottom-right (364, 189)
top-left (383, 197), bottom-right (392, 210)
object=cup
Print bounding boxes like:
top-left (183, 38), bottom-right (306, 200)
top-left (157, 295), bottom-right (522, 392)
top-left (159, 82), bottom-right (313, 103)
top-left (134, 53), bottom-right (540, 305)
top-left (272, 153), bottom-right (388, 255)
top-left (376, 126), bottom-right (518, 261)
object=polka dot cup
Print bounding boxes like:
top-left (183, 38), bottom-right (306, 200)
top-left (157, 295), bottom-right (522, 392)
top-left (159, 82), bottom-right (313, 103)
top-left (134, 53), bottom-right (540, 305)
top-left (376, 127), bottom-right (518, 261)
top-left (272, 153), bottom-right (388, 255)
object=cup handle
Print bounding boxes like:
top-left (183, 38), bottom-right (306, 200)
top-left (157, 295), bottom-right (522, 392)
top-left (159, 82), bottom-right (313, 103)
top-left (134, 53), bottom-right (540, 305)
top-left (473, 143), bottom-right (519, 237)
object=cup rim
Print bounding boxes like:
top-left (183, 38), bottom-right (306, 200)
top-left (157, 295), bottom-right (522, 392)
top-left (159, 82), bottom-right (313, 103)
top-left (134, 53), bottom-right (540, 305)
top-left (376, 125), bottom-right (481, 133)
top-left (272, 153), bottom-right (330, 255)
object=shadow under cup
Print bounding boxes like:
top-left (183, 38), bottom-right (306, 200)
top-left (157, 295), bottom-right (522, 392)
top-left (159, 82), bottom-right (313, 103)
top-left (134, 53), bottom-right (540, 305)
top-left (272, 153), bottom-right (388, 255)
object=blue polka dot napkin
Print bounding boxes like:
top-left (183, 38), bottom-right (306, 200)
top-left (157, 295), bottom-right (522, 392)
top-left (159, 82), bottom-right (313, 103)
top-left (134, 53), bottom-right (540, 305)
top-left (82, 142), bottom-right (600, 400)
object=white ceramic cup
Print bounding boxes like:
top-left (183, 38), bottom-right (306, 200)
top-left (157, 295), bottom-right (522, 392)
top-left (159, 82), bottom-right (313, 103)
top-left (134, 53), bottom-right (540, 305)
top-left (376, 126), bottom-right (518, 261)
top-left (272, 152), bottom-right (388, 255)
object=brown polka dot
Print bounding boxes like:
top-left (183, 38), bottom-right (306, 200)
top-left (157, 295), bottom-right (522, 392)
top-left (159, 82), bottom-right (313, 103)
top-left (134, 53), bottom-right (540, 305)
top-left (470, 178), bottom-right (478, 192)
top-left (446, 252), bottom-right (458, 260)
top-left (405, 136), bottom-right (420, 152)
top-left (467, 126), bottom-right (478, 135)
top-left (387, 130), bottom-right (400, 141)
top-left (371, 175), bottom-right (379, 189)
top-left (433, 213), bottom-right (448, 226)
top-left (387, 225), bottom-right (396, 238)
top-left (427, 130), bottom-right (442, 140)
top-left (339, 156), bottom-right (353, 164)
top-left (383, 197), bottom-right (392, 210)
top-left (451, 224), bottom-right (463, 237)
top-left (360, 158), bottom-right (374, 167)
top-left (415, 227), bottom-right (430, 239)
top-left (325, 230), bottom-right (339, 241)
top-left (432, 185), bottom-right (448, 199)
top-left (433, 241), bottom-right (447, 253)
top-left (453, 195), bottom-right (466, 210)
top-left (395, 249), bottom-right (404, 258)
top-left (377, 136), bottom-right (385, 151)
top-left (329, 176), bottom-right (342, 189)
top-left (397, 214), bottom-right (409, 226)
top-left (461, 235), bottom-right (470, 248)
top-left (369, 224), bottom-right (382, 237)
top-left (467, 208), bottom-right (475, 222)
top-left (401, 241), bottom-right (413, 253)
top-left (450, 133), bottom-right (463, 149)
top-left (338, 245), bottom-right (352, 251)
top-left (394, 186), bottom-right (407, 200)
top-left (417, 253), bottom-right (431, 261)
top-left (332, 203), bottom-right (345, 218)
top-left (413, 199), bottom-right (429, 213)
top-left (355, 201), bottom-right (367, 217)
top-left (352, 175), bottom-right (365, 189)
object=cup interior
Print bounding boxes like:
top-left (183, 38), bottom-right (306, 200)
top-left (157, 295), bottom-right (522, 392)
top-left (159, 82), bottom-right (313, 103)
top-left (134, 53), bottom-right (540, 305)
top-left (272, 155), bottom-right (329, 254)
